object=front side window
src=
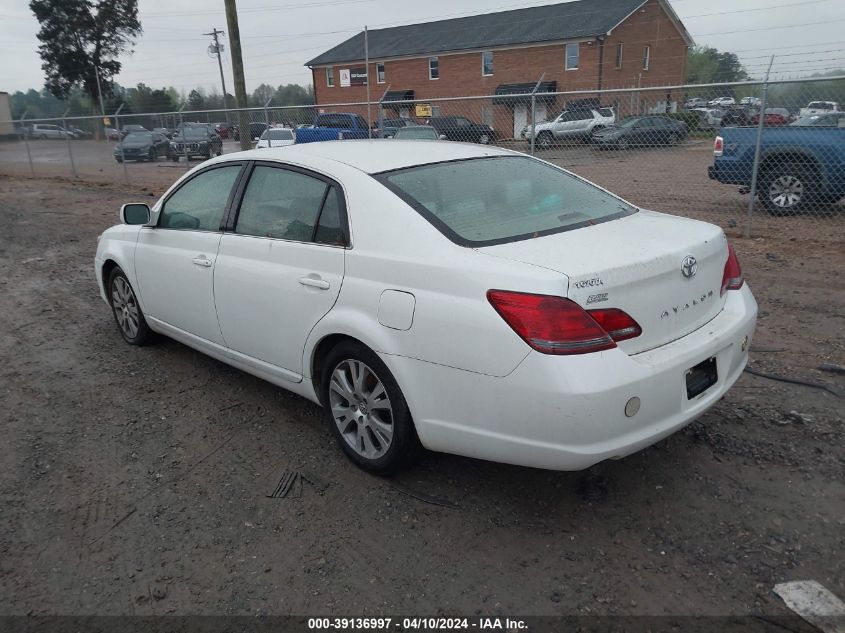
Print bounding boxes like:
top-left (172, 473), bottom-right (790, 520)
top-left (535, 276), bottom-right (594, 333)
top-left (159, 165), bottom-right (242, 231)
top-left (643, 45), bottom-right (650, 70)
top-left (376, 156), bottom-right (634, 246)
top-left (615, 43), bottom-right (623, 69)
top-left (326, 67), bottom-right (335, 87)
top-left (565, 43), bottom-right (579, 70)
top-left (429, 56), bottom-right (439, 80)
top-left (482, 51), bottom-right (494, 76)
top-left (235, 166), bottom-right (344, 244)
top-left (376, 62), bottom-right (385, 83)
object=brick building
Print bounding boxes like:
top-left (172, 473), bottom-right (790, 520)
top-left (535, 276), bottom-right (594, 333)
top-left (306, 0), bottom-right (693, 138)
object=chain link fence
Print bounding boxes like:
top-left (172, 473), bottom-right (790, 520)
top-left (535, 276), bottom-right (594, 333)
top-left (1, 77), bottom-right (843, 236)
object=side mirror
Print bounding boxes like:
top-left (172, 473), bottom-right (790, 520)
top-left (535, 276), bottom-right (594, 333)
top-left (253, 136), bottom-right (259, 141)
top-left (438, 134), bottom-right (447, 140)
top-left (120, 203), bottom-right (151, 225)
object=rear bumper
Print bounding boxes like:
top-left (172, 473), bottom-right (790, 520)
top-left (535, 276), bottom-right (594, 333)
top-left (385, 285), bottom-right (757, 471)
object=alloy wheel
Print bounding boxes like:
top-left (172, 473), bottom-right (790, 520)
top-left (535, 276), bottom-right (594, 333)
top-left (329, 359), bottom-right (394, 459)
top-left (769, 175), bottom-right (804, 209)
top-left (111, 276), bottom-right (140, 339)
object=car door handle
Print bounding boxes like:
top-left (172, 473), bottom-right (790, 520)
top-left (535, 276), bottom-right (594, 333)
top-left (192, 256), bottom-right (213, 268)
top-left (299, 276), bottom-right (330, 290)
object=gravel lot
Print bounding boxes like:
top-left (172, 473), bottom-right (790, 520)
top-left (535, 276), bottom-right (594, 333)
top-left (0, 147), bottom-right (843, 619)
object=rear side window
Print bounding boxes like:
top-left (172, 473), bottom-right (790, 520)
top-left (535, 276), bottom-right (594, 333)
top-left (235, 166), bottom-right (347, 245)
top-left (376, 156), bottom-right (634, 246)
top-left (159, 165), bottom-right (242, 231)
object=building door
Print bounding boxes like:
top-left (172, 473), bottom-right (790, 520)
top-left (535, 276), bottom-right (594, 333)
top-left (513, 104), bottom-right (527, 138)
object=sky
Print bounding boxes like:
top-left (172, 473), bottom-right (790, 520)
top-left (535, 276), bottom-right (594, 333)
top-left (1, 0), bottom-right (844, 97)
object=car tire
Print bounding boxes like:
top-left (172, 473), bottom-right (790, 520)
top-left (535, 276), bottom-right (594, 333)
top-left (170, 156), bottom-right (179, 162)
top-left (148, 148), bottom-right (157, 161)
top-left (115, 158), bottom-right (123, 163)
top-left (107, 268), bottom-right (153, 346)
top-left (617, 138), bottom-right (629, 150)
top-left (667, 132), bottom-right (679, 146)
top-left (478, 133), bottom-right (490, 145)
top-left (760, 163), bottom-right (815, 215)
top-left (321, 341), bottom-right (420, 475)
top-left (40, 134), bottom-right (47, 140)
top-left (537, 132), bottom-right (553, 150)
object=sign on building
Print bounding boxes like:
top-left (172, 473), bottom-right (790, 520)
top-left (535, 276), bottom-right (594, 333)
top-left (339, 67), bottom-right (367, 87)
top-left (415, 103), bottom-right (432, 118)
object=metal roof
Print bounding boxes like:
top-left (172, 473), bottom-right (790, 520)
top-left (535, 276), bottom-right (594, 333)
top-left (307, 0), bottom-right (659, 67)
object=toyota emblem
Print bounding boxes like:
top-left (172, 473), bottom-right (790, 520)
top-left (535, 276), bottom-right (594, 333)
top-left (681, 255), bottom-right (698, 278)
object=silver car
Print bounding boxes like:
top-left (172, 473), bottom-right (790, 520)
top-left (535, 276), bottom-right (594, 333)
top-left (29, 124), bottom-right (70, 140)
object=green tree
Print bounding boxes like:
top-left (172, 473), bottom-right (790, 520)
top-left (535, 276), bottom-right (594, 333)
top-left (29, 0), bottom-right (142, 118)
top-left (686, 46), bottom-right (749, 84)
top-left (187, 89), bottom-right (206, 111)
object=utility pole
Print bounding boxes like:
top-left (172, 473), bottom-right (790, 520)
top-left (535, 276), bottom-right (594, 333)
top-left (205, 28), bottom-right (230, 119)
top-left (223, 0), bottom-right (251, 151)
top-left (94, 63), bottom-right (106, 140)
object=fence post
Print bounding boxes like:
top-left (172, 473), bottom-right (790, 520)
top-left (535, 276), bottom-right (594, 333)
top-left (745, 56), bottom-right (775, 239)
top-left (378, 85), bottom-right (390, 138)
top-left (62, 108), bottom-right (78, 179)
top-left (179, 102), bottom-right (190, 172)
top-left (20, 109), bottom-right (34, 177)
top-left (114, 103), bottom-right (128, 184)
top-left (529, 73), bottom-right (545, 156)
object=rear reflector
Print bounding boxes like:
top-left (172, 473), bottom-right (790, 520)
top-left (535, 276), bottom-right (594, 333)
top-left (721, 242), bottom-right (744, 296)
top-left (487, 290), bottom-right (615, 355)
top-left (586, 308), bottom-right (642, 342)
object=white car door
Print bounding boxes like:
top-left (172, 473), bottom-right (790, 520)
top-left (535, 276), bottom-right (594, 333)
top-left (134, 163), bottom-right (245, 346)
top-left (213, 163), bottom-right (346, 378)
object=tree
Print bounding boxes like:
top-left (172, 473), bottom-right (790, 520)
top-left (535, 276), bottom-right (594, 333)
top-left (30, 0), bottom-right (142, 116)
top-left (686, 46), bottom-right (749, 85)
top-left (187, 89), bottom-right (206, 111)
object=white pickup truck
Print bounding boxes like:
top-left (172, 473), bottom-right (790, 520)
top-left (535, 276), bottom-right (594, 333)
top-left (522, 107), bottom-right (616, 149)
top-left (799, 101), bottom-right (840, 117)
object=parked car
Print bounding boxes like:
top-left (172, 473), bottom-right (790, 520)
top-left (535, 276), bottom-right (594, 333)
top-left (105, 127), bottom-right (121, 141)
top-left (709, 125), bottom-right (845, 214)
top-left (522, 107), bottom-right (615, 148)
top-left (684, 97), bottom-right (707, 109)
top-left (693, 108), bottom-right (725, 128)
top-left (67, 126), bottom-right (92, 139)
top-left (214, 122), bottom-right (236, 139)
top-left (233, 122), bottom-right (270, 142)
top-left (708, 97), bottom-right (736, 107)
top-left (29, 124), bottom-right (70, 140)
top-left (96, 142), bottom-right (756, 473)
top-left (392, 126), bottom-right (442, 141)
top-left (120, 124), bottom-right (148, 138)
top-left (739, 96), bottom-right (762, 107)
top-left (294, 113), bottom-right (370, 144)
top-left (428, 116), bottom-right (497, 145)
top-left (799, 100), bottom-right (840, 117)
top-left (791, 112), bottom-right (845, 127)
top-left (749, 108), bottom-right (793, 126)
top-left (114, 131), bottom-right (172, 163)
top-left (593, 115), bottom-right (688, 149)
top-left (256, 127), bottom-right (296, 148)
top-left (169, 126), bottom-right (223, 161)
top-left (374, 118), bottom-right (414, 138)
top-left (720, 107), bottom-right (756, 128)
top-left (152, 127), bottom-right (173, 139)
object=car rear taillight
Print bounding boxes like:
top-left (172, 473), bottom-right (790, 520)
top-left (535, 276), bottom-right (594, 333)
top-left (721, 242), bottom-right (744, 296)
top-left (714, 135), bottom-right (724, 156)
top-left (487, 290), bottom-right (616, 355)
top-left (586, 308), bottom-right (642, 342)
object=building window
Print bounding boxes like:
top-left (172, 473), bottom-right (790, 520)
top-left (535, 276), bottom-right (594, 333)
top-left (565, 43), bottom-right (579, 70)
top-left (482, 51), bottom-right (494, 76)
top-left (643, 45), bottom-right (650, 70)
top-left (429, 56), bottom-right (439, 80)
top-left (326, 67), bottom-right (334, 87)
top-left (615, 43), bottom-right (623, 69)
top-left (376, 62), bottom-right (385, 83)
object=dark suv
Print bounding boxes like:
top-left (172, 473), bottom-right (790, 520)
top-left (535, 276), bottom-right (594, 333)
top-left (428, 116), bottom-right (496, 144)
top-left (169, 125), bottom-right (223, 161)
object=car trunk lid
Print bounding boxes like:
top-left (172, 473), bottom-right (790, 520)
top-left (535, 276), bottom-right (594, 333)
top-left (476, 210), bottom-right (728, 354)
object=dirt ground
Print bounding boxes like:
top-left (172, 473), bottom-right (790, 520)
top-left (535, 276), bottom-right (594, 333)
top-left (0, 162), bottom-right (843, 619)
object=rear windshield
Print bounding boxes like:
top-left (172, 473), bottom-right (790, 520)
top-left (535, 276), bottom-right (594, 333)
top-left (375, 156), bottom-right (635, 246)
top-left (261, 129), bottom-right (294, 140)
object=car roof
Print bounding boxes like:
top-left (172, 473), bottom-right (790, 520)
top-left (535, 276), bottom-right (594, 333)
top-left (211, 139), bottom-right (512, 174)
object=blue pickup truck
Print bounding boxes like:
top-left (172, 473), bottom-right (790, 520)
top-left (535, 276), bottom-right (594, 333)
top-left (295, 113), bottom-right (371, 144)
top-left (709, 125), bottom-right (845, 214)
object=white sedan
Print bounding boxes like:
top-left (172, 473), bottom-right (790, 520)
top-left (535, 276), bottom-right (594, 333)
top-left (256, 127), bottom-right (295, 148)
top-left (95, 141), bottom-right (757, 473)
